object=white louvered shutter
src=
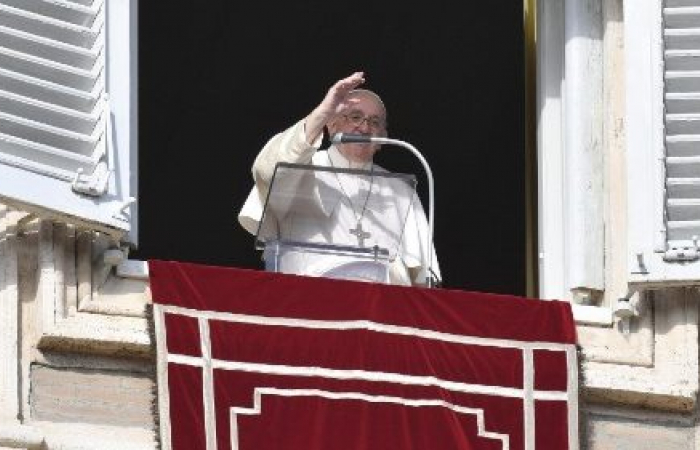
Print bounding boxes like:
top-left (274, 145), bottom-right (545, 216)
top-left (663, 3), bottom-right (700, 263)
top-left (627, 0), bottom-right (700, 285)
top-left (0, 0), bottom-right (137, 239)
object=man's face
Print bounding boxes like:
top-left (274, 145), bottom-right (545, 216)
top-left (329, 93), bottom-right (387, 164)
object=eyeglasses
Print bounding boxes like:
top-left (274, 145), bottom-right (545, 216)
top-left (343, 111), bottom-right (386, 130)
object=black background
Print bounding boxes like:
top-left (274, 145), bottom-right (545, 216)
top-left (132, 2), bottom-right (526, 295)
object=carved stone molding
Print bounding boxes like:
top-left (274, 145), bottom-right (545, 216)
top-left (33, 221), bottom-right (152, 358)
top-left (581, 289), bottom-right (699, 412)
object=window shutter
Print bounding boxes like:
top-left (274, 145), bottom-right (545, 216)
top-left (663, 5), bottom-right (700, 263)
top-left (627, 1), bottom-right (700, 286)
top-left (0, 0), bottom-right (137, 239)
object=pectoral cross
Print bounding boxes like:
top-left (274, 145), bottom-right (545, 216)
top-left (350, 222), bottom-right (371, 247)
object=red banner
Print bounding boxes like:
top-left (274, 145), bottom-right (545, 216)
top-left (150, 260), bottom-right (578, 450)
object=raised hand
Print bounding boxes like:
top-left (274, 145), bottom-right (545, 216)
top-left (305, 72), bottom-right (365, 144)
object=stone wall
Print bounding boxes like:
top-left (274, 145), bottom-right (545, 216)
top-left (584, 405), bottom-right (699, 449)
top-left (31, 362), bottom-right (154, 428)
top-left (0, 208), bottom-right (155, 449)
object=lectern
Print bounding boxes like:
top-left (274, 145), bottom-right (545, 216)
top-left (255, 162), bottom-right (417, 283)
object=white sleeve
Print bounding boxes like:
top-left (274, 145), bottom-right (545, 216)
top-left (238, 119), bottom-right (324, 235)
top-left (252, 119), bottom-right (324, 196)
top-left (401, 194), bottom-right (441, 285)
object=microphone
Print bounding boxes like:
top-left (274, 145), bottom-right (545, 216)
top-left (330, 133), bottom-right (377, 144)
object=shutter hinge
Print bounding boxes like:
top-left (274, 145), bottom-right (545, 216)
top-left (71, 161), bottom-right (112, 197)
top-left (663, 238), bottom-right (700, 262)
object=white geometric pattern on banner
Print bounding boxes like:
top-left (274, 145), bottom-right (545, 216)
top-left (154, 304), bottom-right (580, 450)
top-left (229, 388), bottom-right (510, 450)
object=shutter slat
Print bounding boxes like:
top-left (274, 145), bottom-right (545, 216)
top-left (0, 112), bottom-right (101, 154)
top-left (668, 177), bottom-right (700, 197)
top-left (65, 0), bottom-right (98, 7)
top-left (668, 198), bottom-right (700, 221)
top-left (0, 67), bottom-right (98, 112)
top-left (665, 7), bottom-right (700, 29)
top-left (0, 0), bottom-right (100, 28)
top-left (667, 156), bottom-right (700, 176)
top-left (0, 46), bottom-right (101, 90)
top-left (666, 50), bottom-right (700, 70)
top-left (0, 149), bottom-right (75, 180)
top-left (0, 132), bottom-right (95, 176)
top-left (667, 220), bottom-right (700, 242)
top-left (665, 71), bottom-right (700, 91)
top-left (0, 25), bottom-right (98, 69)
top-left (666, 0), bottom-right (700, 8)
top-left (665, 28), bottom-right (700, 50)
top-left (665, 114), bottom-right (700, 133)
top-left (0, 4), bottom-right (99, 48)
top-left (665, 93), bottom-right (700, 114)
top-left (0, 90), bottom-right (98, 134)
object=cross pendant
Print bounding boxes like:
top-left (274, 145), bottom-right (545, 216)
top-left (349, 222), bottom-right (371, 247)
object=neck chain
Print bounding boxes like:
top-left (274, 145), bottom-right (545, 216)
top-left (328, 152), bottom-right (375, 247)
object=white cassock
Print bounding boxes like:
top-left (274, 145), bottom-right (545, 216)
top-left (239, 119), bottom-right (440, 286)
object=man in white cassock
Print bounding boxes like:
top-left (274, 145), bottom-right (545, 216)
top-left (238, 72), bottom-right (440, 286)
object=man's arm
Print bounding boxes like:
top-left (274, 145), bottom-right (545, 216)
top-left (251, 120), bottom-right (318, 196)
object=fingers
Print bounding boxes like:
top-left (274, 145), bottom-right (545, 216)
top-left (330, 72), bottom-right (365, 97)
top-left (328, 72), bottom-right (365, 114)
top-left (334, 71), bottom-right (365, 93)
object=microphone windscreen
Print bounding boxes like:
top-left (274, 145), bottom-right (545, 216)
top-left (331, 133), bottom-right (372, 144)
